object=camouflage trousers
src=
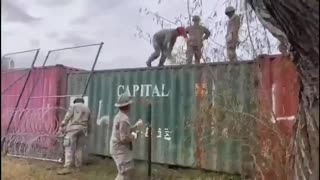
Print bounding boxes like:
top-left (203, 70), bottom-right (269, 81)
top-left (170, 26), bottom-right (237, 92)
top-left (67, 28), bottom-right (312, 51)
top-left (112, 152), bottom-right (135, 180)
top-left (147, 40), bottom-right (168, 67)
top-left (186, 45), bottom-right (202, 64)
top-left (63, 130), bottom-right (87, 168)
top-left (226, 43), bottom-right (237, 62)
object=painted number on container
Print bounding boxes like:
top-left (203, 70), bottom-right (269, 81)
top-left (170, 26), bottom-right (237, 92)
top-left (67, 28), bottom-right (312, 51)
top-left (137, 127), bottom-right (172, 141)
top-left (96, 99), bottom-right (110, 125)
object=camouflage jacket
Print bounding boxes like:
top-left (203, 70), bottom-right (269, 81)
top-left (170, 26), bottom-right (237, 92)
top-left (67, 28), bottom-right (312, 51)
top-left (186, 24), bottom-right (211, 47)
top-left (226, 14), bottom-right (241, 44)
top-left (153, 29), bottom-right (179, 52)
top-left (110, 111), bottom-right (136, 155)
top-left (61, 103), bottom-right (91, 133)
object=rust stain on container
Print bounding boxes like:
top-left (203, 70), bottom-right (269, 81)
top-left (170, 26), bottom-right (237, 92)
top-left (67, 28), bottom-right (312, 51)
top-left (257, 54), bottom-right (299, 180)
top-left (195, 69), bottom-right (207, 168)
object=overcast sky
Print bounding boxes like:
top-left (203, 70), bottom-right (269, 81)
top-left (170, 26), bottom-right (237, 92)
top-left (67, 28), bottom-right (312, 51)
top-left (1, 0), bottom-right (279, 70)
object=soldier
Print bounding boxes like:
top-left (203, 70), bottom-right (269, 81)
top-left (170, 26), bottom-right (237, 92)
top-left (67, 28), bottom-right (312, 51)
top-left (57, 97), bottom-right (91, 175)
top-left (186, 15), bottom-right (211, 64)
top-left (278, 42), bottom-right (288, 56)
top-left (225, 6), bottom-right (241, 62)
top-left (110, 95), bottom-right (144, 180)
top-left (1, 57), bottom-right (14, 71)
top-left (146, 27), bottom-right (187, 67)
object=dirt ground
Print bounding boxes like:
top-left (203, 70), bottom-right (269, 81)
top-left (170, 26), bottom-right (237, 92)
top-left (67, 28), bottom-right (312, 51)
top-left (1, 156), bottom-right (241, 180)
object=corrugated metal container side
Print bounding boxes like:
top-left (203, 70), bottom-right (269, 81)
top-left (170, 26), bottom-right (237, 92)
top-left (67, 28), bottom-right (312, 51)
top-left (270, 56), bottom-right (298, 136)
top-left (1, 65), bottom-right (79, 143)
top-left (67, 61), bottom-right (256, 174)
top-left (256, 55), bottom-right (299, 180)
top-left (2, 69), bottom-right (29, 137)
top-left (195, 62), bottom-right (257, 174)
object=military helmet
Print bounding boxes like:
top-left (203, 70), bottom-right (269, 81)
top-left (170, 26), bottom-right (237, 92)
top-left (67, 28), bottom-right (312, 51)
top-left (192, 15), bottom-right (201, 22)
top-left (225, 6), bottom-right (236, 14)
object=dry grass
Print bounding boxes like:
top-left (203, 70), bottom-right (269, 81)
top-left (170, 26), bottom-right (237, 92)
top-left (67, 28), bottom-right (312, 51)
top-left (1, 156), bottom-right (117, 180)
top-left (1, 156), bottom-right (240, 180)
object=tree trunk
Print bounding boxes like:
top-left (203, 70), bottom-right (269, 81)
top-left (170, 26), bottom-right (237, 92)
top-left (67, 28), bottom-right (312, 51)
top-left (246, 0), bottom-right (319, 179)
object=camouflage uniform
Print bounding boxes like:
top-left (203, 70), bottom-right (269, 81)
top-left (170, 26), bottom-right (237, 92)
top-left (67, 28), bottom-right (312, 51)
top-left (1, 57), bottom-right (14, 71)
top-left (59, 102), bottom-right (91, 174)
top-left (110, 111), bottom-right (136, 180)
top-left (186, 16), bottom-right (211, 64)
top-left (225, 7), bottom-right (241, 62)
top-left (146, 27), bottom-right (187, 67)
top-left (110, 95), bottom-right (142, 180)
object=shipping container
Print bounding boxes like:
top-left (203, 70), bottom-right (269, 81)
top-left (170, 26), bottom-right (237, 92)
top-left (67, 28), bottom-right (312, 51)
top-left (67, 60), bottom-right (258, 174)
top-left (256, 55), bottom-right (299, 179)
top-left (1, 55), bottom-right (299, 176)
top-left (1, 65), bottom-right (82, 142)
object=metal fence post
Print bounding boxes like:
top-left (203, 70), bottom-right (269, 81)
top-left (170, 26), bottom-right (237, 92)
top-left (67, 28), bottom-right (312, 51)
top-left (4, 49), bottom-right (40, 135)
top-left (147, 103), bottom-right (152, 179)
top-left (81, 42), bottom-right (104, 97)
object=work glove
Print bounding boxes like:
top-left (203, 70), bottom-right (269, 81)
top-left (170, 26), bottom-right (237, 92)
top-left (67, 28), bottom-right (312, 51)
top-left (135, 119), bottom-right (144, 130)
top-left (56, 127), bottom-right (66, 138)
top-left (58, 126), bottom-right (66, 134)
top-left (131, 132), bottom-right (138, 139)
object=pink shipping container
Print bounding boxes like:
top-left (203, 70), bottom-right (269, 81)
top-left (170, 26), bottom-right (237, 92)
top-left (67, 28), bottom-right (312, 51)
top-left (1, 65), bottom-right (83, 147)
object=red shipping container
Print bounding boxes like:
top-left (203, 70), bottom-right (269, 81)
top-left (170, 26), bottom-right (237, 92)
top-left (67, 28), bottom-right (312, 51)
top-left (257, 54), bottom-right (299, 180)
top-left (1, 65), bottom-right (82, 147)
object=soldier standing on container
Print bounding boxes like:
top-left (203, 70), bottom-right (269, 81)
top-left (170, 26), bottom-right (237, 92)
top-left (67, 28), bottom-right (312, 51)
top-left (1, 57), bottom-right (14, 70)
top-left (57, 97), bottom-right (91, 175)
top-left (225, 6), bottom-right (241, 62)
top-left (146, 27), bottom-right (188, 67)
top-left (110, 95), bottom-right (144, 180)
top-left (186, 15), bottom-right (211, 64)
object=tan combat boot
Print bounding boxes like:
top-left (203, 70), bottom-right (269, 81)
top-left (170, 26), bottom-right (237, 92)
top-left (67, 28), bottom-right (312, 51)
top-left (57, 167), bottom-right (72, 175)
